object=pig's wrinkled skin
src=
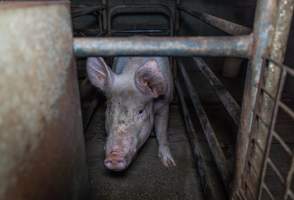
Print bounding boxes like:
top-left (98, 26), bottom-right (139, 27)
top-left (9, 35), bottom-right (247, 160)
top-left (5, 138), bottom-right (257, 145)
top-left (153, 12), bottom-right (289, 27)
top-left (86, 57), bottom-right (176, 171)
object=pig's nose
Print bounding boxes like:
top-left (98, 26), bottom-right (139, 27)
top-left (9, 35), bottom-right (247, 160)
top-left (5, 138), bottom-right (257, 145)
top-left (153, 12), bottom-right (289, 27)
top-left (104, 157), bottom-right (127, 171)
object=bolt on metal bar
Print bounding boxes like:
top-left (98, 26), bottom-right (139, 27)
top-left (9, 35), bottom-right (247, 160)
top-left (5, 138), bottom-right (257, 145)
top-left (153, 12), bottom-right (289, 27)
top-left (73, 35), bottom-right (252, 57)
top-left (178, 62), bottom-right (230, 188)
top-left (175, 80), bottom-right (227, 200)
top-left (178, 6), bottom-right (251, 35)
top-left (191, 57), bottom-right (241, 126)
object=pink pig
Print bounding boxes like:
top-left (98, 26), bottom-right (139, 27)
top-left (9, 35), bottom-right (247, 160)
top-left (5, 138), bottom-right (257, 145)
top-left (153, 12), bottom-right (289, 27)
top-left (87, 57), bottom-right (175, 171)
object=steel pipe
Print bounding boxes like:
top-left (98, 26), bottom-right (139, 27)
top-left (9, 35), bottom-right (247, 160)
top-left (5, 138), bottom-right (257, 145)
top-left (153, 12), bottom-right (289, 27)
top-left (232, 0), bottom-right (279, 198)
top-left (178, 6), bottom-right (251, 36)
top-left (73, 35), bottom-right (252, 57)
top-left (257, 0), bottom-right (294, 198)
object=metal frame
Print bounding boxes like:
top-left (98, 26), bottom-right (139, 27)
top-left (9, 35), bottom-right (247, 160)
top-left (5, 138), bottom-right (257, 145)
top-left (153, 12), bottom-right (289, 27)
top-left (107, 4), bottom-right (174, 36)
top-left (73, 0), bottom-right (294, 199)
top-left (1, 0), bottom-right (293, 199)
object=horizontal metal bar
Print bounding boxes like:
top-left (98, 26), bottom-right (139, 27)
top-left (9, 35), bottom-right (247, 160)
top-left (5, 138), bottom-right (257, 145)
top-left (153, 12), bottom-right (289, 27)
top-left (178, 62), bottom-right (230, 187)
top-left (265, 58), bottom-right (294, 76)
top-left (73, 36), bottom-right (252, 57)
top-left (178, 6), bottom-right (251, 35)
top-left (191, 57), bottom-right (241, 125)
top-left (175, 80), bottom-right (227, 200)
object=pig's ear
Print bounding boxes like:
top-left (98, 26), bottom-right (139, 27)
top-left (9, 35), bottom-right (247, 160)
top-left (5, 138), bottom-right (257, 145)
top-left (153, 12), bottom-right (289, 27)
top-left (135, 60), bottom-right (167, 98)
top-left (86, 57), bottom-right (114, 92)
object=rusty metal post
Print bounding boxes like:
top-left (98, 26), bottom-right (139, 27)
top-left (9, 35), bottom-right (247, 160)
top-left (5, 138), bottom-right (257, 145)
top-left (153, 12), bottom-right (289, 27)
top-left (232, 0), bottom-right (279, 198)
top-left (74, 35), bottom-right (252, 57)
top-left (0, 2), bottom-right (88, 200)
top-left (257, 0), bottom-right (294, 198)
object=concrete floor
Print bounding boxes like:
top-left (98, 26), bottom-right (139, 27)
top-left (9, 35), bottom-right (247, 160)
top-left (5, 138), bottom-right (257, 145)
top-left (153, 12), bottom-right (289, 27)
top-left (85, 104), bottom-right (204, 200)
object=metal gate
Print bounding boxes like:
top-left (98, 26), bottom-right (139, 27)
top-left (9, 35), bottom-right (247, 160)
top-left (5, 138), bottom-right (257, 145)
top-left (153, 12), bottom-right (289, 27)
top-left (1, 0), bottom-right (294, 199)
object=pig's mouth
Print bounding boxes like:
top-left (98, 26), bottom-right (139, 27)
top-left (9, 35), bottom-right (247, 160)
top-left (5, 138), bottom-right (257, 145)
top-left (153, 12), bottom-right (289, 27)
top-left (104, 150), bottom-right (134, 172)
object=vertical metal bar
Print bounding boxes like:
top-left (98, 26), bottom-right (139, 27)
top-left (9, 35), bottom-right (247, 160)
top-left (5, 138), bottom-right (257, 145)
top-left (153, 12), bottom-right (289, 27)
top-left (102, 0), bottom-right (107, 34)
top-left (257, 69), bottom-right (287, 200)
top-left (178, 62), bottom-right (230, 188)
top-left (175, 80), bottom-right (227, 200)
top-left (232, 0), bottom-right (279, 197)
top-left (257, 0), bottom-right (294, 198)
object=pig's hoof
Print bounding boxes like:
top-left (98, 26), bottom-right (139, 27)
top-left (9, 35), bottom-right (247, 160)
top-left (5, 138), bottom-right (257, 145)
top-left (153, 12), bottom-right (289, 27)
top-left (158, 145), bottom-right (176, 168)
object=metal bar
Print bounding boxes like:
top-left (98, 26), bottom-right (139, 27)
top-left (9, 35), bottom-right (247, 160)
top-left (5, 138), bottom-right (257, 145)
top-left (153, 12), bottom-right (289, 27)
top-left (266, 57), bottom-right (294, 77)
top-left (287, 190), bottom-right (294, 199)
top-left (232, 0), bottom-right (279, 196)
top-left (107, 4), bottom-right (174, 36)
top-left (285, 155), bottom-right (294, 200)
top-left (279, 101), bottom-right (294, 119)
top-left (175, 80), bottom-right (226, 200)
top-left (73, 35), bottom-right (252, 57)
top-left (256, 0), bottom-right (294, 198)
top-left (178, 6), bottom-right (251, 35)
top-left (178, 63), bottom-right (230, 187)
top-left (267, 159), bottom-right (286, 184)
top-left (191, 57), bottom-right (241, 126)
top-left (258, 69), bottom-right (287, 200)
top-left (262, 184), bottom-right (275, 200)
top-left (273, 132), bottom-right (293, 156)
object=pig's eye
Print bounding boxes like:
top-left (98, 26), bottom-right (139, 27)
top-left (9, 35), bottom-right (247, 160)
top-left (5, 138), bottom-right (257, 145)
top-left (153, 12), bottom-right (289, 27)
top-left (138, 109), bottom-right (144, 115)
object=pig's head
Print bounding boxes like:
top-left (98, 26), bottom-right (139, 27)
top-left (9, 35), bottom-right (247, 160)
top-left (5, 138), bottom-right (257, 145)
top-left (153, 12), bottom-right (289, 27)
top-left (87, 57), bottom-right (167, 171)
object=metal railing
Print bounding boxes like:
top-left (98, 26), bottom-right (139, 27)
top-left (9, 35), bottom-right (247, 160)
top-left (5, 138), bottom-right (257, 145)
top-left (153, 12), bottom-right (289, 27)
top-left (70, 0), bottom-right (294, 199)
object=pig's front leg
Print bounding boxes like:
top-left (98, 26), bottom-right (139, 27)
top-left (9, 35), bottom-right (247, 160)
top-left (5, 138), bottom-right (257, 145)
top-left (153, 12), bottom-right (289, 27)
top-left (155, 105), bottom-right (176, 167)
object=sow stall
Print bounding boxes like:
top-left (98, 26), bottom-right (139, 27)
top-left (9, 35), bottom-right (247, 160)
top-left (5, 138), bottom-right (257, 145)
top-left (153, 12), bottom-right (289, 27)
top-left (0, 0), bottom-right (293, 200)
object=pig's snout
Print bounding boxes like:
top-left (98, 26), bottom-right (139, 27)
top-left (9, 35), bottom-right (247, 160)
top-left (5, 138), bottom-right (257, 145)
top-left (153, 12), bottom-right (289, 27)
top-left (104, 152), bottom-right (127, 171)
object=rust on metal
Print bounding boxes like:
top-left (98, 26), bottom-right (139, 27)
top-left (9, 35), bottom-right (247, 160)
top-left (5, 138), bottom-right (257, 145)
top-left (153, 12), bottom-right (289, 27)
top-left (178, 6), bottom-right (251, 36)
top-left (232, 0), bottom-right (279, 197)
top-left (256, 0), bottom-right (294, 198)
top-left (73, 35), bottom-right (253, 58)
top-left (0, 1), bottom-right (88, 199)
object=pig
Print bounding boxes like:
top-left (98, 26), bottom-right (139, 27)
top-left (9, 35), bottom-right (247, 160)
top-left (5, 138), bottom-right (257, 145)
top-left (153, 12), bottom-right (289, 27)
top-left (86, 56), bottom-right (176, 171)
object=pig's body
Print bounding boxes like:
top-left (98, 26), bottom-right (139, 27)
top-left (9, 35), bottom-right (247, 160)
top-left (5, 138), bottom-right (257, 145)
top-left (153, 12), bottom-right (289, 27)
top-left (87, 56), bottom-right (175, 171)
